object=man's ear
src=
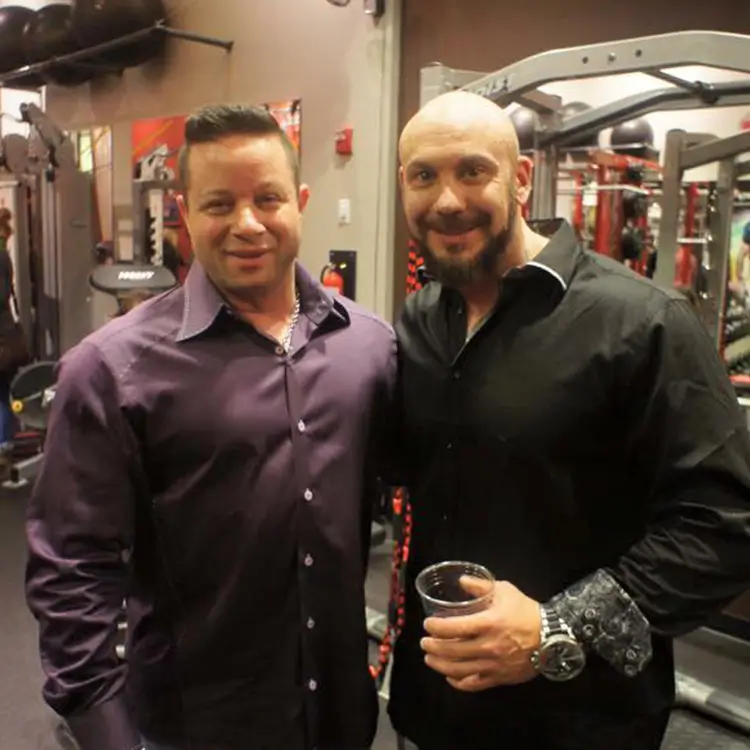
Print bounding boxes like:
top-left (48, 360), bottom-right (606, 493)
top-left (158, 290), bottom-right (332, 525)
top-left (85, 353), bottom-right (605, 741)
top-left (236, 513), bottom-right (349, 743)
top-left (515, 156), bottom-right (533, 206)
top-left (176, 194), bottom-right (192, 241)
top-left (298, 184), bottom-right (311, 212)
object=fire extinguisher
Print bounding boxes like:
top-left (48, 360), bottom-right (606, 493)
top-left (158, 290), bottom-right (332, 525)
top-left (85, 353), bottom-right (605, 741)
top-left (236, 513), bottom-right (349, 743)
top-left (320, 262), bottom-right (345, 295)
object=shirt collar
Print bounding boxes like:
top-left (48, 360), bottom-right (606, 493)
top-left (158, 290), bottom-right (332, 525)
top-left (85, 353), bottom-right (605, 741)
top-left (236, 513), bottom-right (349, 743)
top-left (518, 218), bottom-right (582, 291)
top-left (438, 218), bottom-right (582, 311)
top-left (177, 260), bottom-right (347, 342)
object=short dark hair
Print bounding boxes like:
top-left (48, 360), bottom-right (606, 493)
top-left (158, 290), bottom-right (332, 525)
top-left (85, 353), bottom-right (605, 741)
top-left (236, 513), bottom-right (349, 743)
top-left (178, 103), bottom-right (300, 192)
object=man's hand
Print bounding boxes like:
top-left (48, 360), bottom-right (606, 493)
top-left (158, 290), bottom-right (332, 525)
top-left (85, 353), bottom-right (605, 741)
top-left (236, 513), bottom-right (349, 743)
top-left (420, 578), bottom-right (542, 692)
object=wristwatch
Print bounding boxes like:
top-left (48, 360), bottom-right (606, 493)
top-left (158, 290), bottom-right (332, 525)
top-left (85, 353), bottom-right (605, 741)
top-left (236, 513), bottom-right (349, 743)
top-left (530, 605), bottom-right (586, 682)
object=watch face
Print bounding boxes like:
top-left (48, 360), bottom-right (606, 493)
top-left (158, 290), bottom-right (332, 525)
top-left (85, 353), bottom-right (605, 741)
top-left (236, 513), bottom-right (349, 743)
top-left (539, 635), bottom-right (586, 681)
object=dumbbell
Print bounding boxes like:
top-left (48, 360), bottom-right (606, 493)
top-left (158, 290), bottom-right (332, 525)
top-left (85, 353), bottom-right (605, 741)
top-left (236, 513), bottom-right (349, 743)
top-left (622, 189), bottom-right (649, 221)
top-left (624, 164), bottom-right (644, 186)
top-left (621, 227), bottom-right (645, 261)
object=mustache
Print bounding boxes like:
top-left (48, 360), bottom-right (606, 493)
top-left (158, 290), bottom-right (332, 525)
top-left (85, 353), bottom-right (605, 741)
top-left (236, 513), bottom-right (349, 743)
top-left (420, 213), bottom-right (491, 235)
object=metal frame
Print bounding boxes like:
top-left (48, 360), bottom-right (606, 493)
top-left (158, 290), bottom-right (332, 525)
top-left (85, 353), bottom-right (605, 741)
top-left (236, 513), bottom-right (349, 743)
top-left (655, 130), bottom-right (750, 344)
top-left (132, 179), bottom-right (182, 264)
top-left (7, 452), bottom-right (44, 486)
top-left (453, 31), bottom-right (750, 104)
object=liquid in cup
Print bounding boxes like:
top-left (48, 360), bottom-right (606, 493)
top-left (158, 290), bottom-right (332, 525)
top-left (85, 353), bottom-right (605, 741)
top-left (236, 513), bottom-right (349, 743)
top-left (415, 561), bottom-right (495, 617)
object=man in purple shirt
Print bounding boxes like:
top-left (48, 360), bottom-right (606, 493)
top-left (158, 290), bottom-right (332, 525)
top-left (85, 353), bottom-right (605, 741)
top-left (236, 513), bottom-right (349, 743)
top-left (25, 104), bottom-right (396, 750)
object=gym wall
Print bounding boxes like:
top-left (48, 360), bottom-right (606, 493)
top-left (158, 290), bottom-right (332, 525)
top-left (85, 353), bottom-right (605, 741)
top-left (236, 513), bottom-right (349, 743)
top-left (394, 0), bottom-right (750, 319)
top-left (42, 0), bottom-right (402, 320)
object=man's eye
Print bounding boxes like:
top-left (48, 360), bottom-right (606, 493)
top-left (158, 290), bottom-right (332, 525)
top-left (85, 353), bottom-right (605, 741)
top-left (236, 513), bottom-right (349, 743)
top-left (461, 166), bottom-right (484, 179)
top-left (204, 201), bottom-right (232, 214)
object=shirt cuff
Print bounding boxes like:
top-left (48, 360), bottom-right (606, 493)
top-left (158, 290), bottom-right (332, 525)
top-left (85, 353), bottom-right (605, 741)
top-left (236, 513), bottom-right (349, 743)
top-left (65, 695), bottom-right (141, 750)
top-left (546, 568), bottom-right (653, 677)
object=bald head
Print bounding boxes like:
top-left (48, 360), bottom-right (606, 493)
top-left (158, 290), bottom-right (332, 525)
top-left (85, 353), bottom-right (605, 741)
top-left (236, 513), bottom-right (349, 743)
top-left (397, 90), bottom-right (535, 291)
top-left (399, 91), bottom-right (519, 167)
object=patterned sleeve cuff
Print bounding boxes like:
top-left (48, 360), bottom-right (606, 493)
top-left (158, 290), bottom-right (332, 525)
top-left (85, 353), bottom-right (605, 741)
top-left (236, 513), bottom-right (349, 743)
top-left (546, 569), bottom-right (653, 677)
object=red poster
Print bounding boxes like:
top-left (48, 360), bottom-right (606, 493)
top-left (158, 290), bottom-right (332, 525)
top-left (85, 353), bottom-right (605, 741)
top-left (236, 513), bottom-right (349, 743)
top-left (131, 114), bottom-right (186, 182)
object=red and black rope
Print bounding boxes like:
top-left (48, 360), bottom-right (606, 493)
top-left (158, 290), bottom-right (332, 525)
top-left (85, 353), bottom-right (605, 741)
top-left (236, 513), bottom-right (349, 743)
top-left (370, 245), bottom-right (421, 686)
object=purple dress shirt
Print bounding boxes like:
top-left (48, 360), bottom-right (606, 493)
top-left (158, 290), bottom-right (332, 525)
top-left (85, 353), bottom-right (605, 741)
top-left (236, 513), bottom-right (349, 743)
top-left (25, 261), bottom-right (397, 750)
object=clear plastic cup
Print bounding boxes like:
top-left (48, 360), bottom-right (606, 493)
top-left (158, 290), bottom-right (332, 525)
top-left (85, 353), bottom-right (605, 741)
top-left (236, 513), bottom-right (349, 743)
top-left (415, 560), bottom-right (495, 618)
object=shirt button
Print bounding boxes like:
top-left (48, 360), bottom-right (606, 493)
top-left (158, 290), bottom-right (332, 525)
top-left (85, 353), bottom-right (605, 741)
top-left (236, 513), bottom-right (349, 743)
top-left (275, 345), bottom-right (285, 355)
top-left (307, 617), bottom-right (315, 630)
top-left (304, 488), bottom-right (313, 502)
top-left (308, 678), bottom-right (318, 691)
top-left (304, 553), bottom-right (314, 567)
top-left (453, 371), bottom-right (461, 380)
top-left (297, 420), bottom-right (306, 433)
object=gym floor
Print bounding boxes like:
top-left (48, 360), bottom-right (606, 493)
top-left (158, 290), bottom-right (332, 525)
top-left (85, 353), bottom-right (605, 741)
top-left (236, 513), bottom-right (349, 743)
top-left (2, 489), bottom-right (750, 750)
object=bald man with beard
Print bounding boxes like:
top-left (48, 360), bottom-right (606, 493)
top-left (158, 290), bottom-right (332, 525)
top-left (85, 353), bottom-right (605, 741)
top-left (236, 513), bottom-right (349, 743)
top-left (385, 91), bottom-right (750, 749)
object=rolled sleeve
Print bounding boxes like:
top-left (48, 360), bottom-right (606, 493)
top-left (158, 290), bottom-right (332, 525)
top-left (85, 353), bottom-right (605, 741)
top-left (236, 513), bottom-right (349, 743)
top-left (25, 341), bottom-right (142, 750)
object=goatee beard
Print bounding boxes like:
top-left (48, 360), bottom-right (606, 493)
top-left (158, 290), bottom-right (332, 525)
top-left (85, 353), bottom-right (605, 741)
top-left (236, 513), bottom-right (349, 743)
top-left (415, 203), bottom-right (516, 288)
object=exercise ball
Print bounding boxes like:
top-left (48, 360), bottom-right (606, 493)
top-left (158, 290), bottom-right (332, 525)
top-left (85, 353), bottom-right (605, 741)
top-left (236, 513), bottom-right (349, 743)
top-left (611, 118), bottom-right (655, 148)
top-left (0, 6), bottom-right (35, 73)
top-left (71, 0), bottom-right (167, 68)
top-left (510, 106), bottom-right (539, 151)
top-left (559, 101), bottom-right (599, 149)
top-left (0, 5), bottom-right (44, 87)
top-left (23, 4), bottom-right (97, 87)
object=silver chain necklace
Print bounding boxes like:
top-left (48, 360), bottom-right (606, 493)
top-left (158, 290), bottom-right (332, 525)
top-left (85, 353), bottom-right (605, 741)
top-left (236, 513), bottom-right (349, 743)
top-left (281, 291), bottom-right (301, 353)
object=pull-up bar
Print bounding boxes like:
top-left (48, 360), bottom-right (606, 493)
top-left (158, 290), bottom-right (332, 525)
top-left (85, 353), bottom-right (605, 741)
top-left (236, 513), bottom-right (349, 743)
top-left (461, 31), bottom-right (750, 105)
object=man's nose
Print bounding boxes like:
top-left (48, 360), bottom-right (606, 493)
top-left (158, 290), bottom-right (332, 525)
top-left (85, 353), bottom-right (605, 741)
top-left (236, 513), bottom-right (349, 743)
top-left (234, 206), bottom-right (265, 234)
top-left (433, 184), bottom-right (464, 214)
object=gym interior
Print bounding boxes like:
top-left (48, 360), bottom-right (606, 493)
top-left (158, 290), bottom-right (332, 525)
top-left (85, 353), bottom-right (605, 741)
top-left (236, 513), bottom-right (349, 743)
top-left (0, 0), bottom-right (750, 748)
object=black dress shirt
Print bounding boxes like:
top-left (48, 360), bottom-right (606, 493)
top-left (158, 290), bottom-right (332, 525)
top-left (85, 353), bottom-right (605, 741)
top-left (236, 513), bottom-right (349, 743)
top-left (25, 262), bottom-right (397, 750)
top-left (387, 220), bottom-right (750, 749)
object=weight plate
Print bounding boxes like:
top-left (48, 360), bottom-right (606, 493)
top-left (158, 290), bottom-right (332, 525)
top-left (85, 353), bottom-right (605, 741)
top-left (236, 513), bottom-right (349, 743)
top-left (2, 134), bottom-right (31, 177)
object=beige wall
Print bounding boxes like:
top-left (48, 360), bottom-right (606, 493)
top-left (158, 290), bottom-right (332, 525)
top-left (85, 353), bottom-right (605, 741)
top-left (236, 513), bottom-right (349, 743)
top-left (45, 0), bottom-right (402, 320)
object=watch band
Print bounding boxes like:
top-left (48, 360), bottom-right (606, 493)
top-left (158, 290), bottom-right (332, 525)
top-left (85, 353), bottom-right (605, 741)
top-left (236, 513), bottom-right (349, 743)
top-left (541, 605), bottom-right (575, 642)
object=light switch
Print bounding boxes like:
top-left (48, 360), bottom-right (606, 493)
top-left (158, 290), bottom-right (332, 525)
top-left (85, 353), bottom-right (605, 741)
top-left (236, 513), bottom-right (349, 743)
top-left (338, 198), bottom-right (351, 225)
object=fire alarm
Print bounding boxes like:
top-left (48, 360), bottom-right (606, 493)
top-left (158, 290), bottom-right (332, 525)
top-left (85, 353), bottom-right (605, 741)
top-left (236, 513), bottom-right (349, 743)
top-left (364, 0), bottom-right (384, 15)
top-left (335, 126), bottom-right (353, 156)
